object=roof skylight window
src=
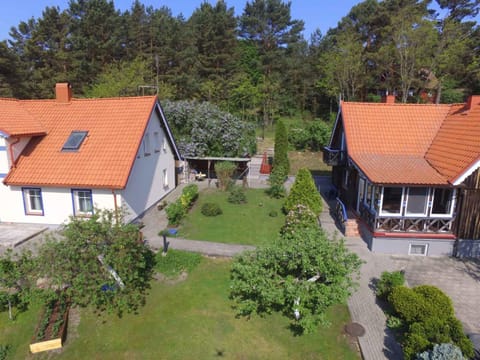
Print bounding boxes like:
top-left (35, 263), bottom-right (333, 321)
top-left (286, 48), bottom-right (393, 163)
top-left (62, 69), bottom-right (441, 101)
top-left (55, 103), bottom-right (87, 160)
top-left (62, 131), bottom-right (88, 151)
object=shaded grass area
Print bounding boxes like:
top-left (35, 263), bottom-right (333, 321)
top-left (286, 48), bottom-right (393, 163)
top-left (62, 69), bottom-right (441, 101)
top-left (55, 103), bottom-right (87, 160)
top-left (0, 302), bottom-right (41, 359)
top-left (289, 150), bottom-right (331, 176)
top-left (14, 259), bottom-right (359, 360)
top-left (178, 188), bottom-right (285, 246)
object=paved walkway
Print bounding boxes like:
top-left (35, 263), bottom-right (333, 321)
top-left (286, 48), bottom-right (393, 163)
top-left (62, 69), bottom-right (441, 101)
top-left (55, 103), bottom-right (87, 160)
top-left (316, 176), bottom-right (480, 360)
top-left (7, 177), bottom-right (480, 359)
top-left (138, 182), bottom-right (255, 257)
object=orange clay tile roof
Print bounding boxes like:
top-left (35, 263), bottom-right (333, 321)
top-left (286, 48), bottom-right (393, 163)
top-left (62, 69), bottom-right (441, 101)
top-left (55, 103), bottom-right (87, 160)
top-left (341, 101), bottom-right (453, 185)
top-left (3, 96), bottom-right (157, 189)
top-left (426, 96), bottom-right (480, 183)
top-left (0, 99), bottom-right (47, 137)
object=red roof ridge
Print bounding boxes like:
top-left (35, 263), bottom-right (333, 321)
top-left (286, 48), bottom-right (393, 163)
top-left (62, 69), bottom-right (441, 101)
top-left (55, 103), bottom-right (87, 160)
top-left (342, 100), bottom-right (452, 107)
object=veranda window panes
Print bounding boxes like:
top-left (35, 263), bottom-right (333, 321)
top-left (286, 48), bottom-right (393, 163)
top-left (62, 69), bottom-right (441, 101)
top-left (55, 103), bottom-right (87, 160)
top-left (406, 187), bottom-right (428, 215)
top-left (432, 188), bottom-right (453, 215)
top-left (382, 187), bottom-right (402, 214)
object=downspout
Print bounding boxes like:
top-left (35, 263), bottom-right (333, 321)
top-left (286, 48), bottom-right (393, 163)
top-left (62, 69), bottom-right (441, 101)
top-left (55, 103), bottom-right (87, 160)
top-left (8, 137), bottom-right (20, 168)
top-left (112, 189), bottom-right (119, 225)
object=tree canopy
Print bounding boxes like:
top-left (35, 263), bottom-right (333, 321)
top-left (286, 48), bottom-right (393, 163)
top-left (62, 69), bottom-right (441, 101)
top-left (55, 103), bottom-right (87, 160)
top-left (0, 0), bottom-right (478, 118)
top-left (230, 226), bottom-right (362, 334)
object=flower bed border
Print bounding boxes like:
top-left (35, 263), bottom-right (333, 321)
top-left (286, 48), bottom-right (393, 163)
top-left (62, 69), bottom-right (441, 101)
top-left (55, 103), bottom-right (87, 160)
top-left (29, 300), bottom-right (70, 354)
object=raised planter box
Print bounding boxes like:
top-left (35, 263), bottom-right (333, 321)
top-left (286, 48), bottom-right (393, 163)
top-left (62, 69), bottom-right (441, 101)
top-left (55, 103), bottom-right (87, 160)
top-left (30, 299), bottom-right (69, 354)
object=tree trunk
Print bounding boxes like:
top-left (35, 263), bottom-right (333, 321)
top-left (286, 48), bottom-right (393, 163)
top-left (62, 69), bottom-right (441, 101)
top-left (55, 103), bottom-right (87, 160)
top-left (435, 82), bottom-right (442, 104)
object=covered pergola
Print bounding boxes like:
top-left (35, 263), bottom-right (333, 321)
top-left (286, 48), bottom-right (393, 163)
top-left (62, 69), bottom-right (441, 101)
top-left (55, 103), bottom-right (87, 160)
top-left (183, 156), bottom-right (251, 185)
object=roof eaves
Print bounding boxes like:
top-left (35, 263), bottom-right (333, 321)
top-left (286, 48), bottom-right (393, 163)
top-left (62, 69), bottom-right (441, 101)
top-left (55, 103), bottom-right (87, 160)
top-left (451, 156), bottom-right (480, 186)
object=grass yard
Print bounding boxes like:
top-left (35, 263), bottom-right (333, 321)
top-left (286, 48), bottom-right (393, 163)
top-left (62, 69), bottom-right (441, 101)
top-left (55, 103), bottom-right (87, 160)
top-left (288, 150), bottom-right (331, 176)
top-left (178, 188), bottom-right (285, 246)
top-left (4, 258), bottom-right (359, 359)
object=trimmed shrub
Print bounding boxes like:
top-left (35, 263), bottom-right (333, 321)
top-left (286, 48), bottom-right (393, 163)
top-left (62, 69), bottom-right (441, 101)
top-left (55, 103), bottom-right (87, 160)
top-left (228, 186), bottom-right (247, 204)
top-left (273, 120), bottom-right (289, 176)
top-left (404, 317), bottom-right (474, 360)
top-left (269, 210), bottom-right (278, 217)
top-left (376, 271), bottom-right (405, 300)
top-left (281, 204), bottom-right (318, 236)
top-left (413, 286), bottom-right (454, 320)
top-left (201, 203), bottom-right (222, 217)
top-left (388, 286), bottom-right (426, 324)
top-left (283, 168), bottom-right (322, 215)
top-left (386, 315), bottom-right (404, 330)
top-left (266, 165), bottom-right (286, 199)
top-left (181, 184), bottom-right (199, 208)
top-left (214, 161), bottom-right (236, 191)
top-left (404, 331), bottom-right (432, 360)
top-left (165, 200), bottom-right (186, 226)
top-left (415, 343), bottom-right (466, 360)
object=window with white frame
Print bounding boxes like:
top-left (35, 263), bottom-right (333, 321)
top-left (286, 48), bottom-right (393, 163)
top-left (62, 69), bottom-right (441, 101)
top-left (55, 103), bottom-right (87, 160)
top-left (22, 188), bottom-right (44, 215)
top-left (381, 187), bottom-right (403, 215)
top-left (154, 132), bottom-right (160, 153)
top-left (406, 187), bottom-right (429, 215)
top-left (72, 189), bottom-right (93, 216)
top-left (163, 169), bottom-right (168, 188)
top-left (163, 135), bottom-right (168, 152)
top-left (431, 188), bottom-right (454, 216)
top-left (409, 243), bottom-right (428, 256)
top-left (143, 132), bottom-right (151, 156)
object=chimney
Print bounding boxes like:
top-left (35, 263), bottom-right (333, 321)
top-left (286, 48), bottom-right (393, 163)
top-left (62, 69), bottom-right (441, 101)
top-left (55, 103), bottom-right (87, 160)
top-left (382, 94), bottom-right (396, 104)
top-left (466, 95), bottom-right (480, 110)
top-left (55, 83), bottom-right (72, 103)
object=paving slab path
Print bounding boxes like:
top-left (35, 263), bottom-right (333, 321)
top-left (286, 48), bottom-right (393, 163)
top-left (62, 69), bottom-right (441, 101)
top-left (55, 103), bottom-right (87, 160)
top-left (316, 176), bottom-right (480, 360)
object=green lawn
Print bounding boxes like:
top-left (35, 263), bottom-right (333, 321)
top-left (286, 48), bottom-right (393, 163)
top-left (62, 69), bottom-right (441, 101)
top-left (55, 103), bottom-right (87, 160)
top-left (178, 188), bottom-right (286, 246)
top-left (3, 258), bottom-right (359, 359)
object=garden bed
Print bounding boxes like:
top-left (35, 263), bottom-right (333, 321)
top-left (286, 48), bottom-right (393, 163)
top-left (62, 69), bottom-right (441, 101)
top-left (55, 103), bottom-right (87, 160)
top-left (30, 297), bottom-right (69, 353)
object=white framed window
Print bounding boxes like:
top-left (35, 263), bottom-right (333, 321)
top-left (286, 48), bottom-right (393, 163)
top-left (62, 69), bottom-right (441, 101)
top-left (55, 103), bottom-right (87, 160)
top-left (380, 187), bottom-right (403, 216)
top-left (431, 188), bottom-right (455, 217)
top-left (163, 169), bottom-right (168, 188)
top-left (163, 136), bottom-right (168, 152)
top-left (406, 187), bottom-right (429, 216)
top-left (154, 132), bottom-right (160, 153)
top-left (409, 243), bottom-right (428, 256)
top-left (143, 132), bottom-right (151, 156)
top-left (72, 189), bottom-right (93, 216)
top-left (22, 188), bottom-right (44, 215)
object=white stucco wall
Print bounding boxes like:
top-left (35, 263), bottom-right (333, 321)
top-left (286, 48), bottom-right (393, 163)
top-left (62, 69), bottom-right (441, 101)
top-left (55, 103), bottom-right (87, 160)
top-left (0, 186), bottom-right (116, 225)
top-left (121, 109), bottom-right (176, 222)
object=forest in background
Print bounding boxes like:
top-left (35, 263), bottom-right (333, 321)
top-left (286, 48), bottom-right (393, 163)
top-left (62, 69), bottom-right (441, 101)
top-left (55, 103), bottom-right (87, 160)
top-left (0, 0), bottom-right (479, 124)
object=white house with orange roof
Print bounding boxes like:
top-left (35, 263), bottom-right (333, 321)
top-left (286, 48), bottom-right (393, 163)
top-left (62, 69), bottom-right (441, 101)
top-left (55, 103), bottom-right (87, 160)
top-left (324, 94), bottom-right (480, 257)
top-left (0, 83), bottom-right (181, 225)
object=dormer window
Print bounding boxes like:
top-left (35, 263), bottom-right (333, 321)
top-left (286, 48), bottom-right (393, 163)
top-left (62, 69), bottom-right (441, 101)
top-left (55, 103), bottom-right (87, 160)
top-left (62, 131), bottom-right (88, 151)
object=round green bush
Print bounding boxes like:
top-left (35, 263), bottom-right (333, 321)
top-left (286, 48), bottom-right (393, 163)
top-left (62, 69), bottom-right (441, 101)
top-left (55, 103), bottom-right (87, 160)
top-left (269, 210), bottom-right (278, 217)
top-left (376, 271), bottom-right (405, 300)
top-left (228, 186), bottom-right (247, 204)
top-left (165, 200), bottom-right (186, 226)
top-left (413, 285), bottom-right (454, 320)
top-left (201, 202), bottom-right (222, 217)
top-left (389, 286), bottom-right (426, 323)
